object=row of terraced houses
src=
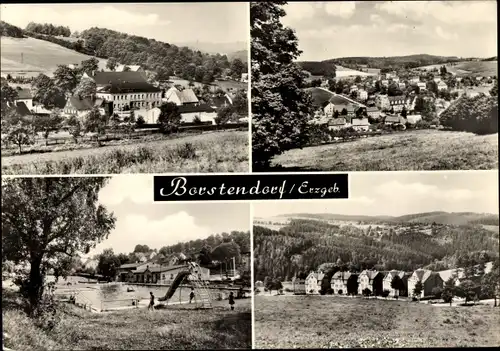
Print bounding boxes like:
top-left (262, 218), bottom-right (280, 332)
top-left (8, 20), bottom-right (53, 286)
top-left (292, 263), bottom-right (493, 298)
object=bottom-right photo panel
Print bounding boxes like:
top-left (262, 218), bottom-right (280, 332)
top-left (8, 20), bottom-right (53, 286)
top-left (252, 171), bottom-right (499, 349)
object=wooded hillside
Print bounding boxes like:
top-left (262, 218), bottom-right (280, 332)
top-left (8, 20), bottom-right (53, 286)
top-left (254, 218), bottom-right (499, 281)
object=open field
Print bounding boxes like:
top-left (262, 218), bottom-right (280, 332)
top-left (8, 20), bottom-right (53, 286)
top-left (1, 37), bottom-right (107, 76)
top-left (2, 130), bottom-right (249, 174)
top-left (2, 289), bottom-right (251, 350)
top-left (335, 65), bottom-right (377, 78)
top-left (254, 295), bottom-right (500, 348)
top-left (417, 61), bottom-right (498, 77)
top-left (270, 130), bottom-right (498, 171)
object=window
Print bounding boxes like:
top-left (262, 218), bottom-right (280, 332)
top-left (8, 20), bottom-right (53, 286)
top-left (170, 274), bottom-right (174, 279)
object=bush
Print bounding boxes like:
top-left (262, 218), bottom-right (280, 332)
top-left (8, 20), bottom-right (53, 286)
top-left (432, 287), bottom-right (443, 299)
top-left (440, 94), bottom-right (498, 134)
top-left (337, 289), bottom-right (343, 295)
top-left (175, 143), bottom-right (197, 159)
top-left (381, 289), bottom-right (390, 298)
top-left (362, 288), bottom-right (372, 297)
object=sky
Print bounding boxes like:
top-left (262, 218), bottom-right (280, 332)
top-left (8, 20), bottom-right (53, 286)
top-left (253, 171), bottom-right (499, 218)
top-left (0, 2), bottom-right (248, 44)
top-left (87, 175), bottom-right (250, 256)
top-left (281, 1), bottom-right (498, 60)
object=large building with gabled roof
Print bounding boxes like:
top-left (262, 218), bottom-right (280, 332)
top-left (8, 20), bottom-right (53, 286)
top-left (83, 71), bottom-right (162, 111)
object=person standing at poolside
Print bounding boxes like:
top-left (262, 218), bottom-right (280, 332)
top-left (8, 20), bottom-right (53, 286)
top-left (148, 292), bottom-right (155, 311)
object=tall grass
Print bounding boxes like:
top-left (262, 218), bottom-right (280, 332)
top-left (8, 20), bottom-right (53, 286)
top-left (2, 291), bottom-right (251, 350)
top-left (269, 130), bottom-right (498, 171)
top-left (2, 131), bottom-right (248, 174)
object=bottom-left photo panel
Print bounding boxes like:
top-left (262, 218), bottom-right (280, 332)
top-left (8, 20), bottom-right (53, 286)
top-left (2, 175), bottom-right (252, 350)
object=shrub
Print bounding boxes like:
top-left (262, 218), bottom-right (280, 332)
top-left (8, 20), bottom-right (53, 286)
top-left (381, 289), bottom-right (390, 298)
top-left (432, 287), bottom-right (443, 299)
top-left (362, 288), bottom-right (372, 297)
top-left (337, 289), bottom-right (343, 295)
top-left (440, 93), bottom-right (498, 134)
top-left (176, 143), bottom-right (197, 159)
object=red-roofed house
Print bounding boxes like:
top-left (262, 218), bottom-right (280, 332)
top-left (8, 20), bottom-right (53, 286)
top-left (383, 270), bottom-right (410, 297)
top-left (164, 86), bottom-right (200, 106)
top-left (63, 96), bottom-right (106, 118)
top-left (14, 89), bottom-right (33, 110)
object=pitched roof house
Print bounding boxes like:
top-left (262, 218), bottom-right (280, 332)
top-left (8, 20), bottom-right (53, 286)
top-left (384, 115), bottom-right (407, 125)
top-left (351, 117), bottom-right (370, 132)
top-left (407, 269), bottom-right (444, 298)
top-left (358, 270), bottom-right (384, 296)
top-left (63, 96), bottom-right (105, 117)
top-left (164, 87), bottom-right (200, 106)
top-left (366, 106), bottom-right (381, 119)
top-left (305, 271), bottom-right (324, 294)
top-left (383, 270), bottom-right (410, 297)
top-left (331, 271), bottom-right (358, 295)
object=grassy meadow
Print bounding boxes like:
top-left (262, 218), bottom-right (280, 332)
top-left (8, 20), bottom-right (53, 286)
top-left (1, 37), bottom-right (107, 76)
top-left (270, 130), bottom-right (498, 171)
top-left (418, 61), bottom-right (497, 77)
top-left (2, 130), bottom-right (249, 174)
top-left (254, 295), bottom-right (500, 348)
top-left (2, 289), bottom-right (251, 350)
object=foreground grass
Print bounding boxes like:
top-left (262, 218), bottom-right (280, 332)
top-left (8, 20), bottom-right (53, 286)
top-left (270, 130), bottom-right (498, 171)
top-left (254, 295), bottom-right (500, 348)
top-left (2, 131), bottom-right (248, 174)
top-left (3, 292), bottom-right (251, 350)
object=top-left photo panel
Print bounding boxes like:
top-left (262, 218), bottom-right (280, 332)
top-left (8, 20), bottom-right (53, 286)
top-left (1, 2), bottom-right (250, 175)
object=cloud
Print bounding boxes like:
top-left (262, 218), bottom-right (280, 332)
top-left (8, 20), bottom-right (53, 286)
top-left (0, 4), bottom-right (171, 32)
top-left (324, 2), bottom-right (356, 19)
top-left (90, 211), bottom-right (212, 255)
top-left (386, 23), bottom-right (410, 33)
top-left (98, 176), bottom-right (153, 207)
top-left (435, 26), bottom-right (458, 41)
top-left (284, 2), bottom-right (317, 21)
top-left (370, 14), bottom-right (384, 25)
top-left (374, 180), bottom-right (476, 200)
top-left (375, 1), bottom-right (496, 25)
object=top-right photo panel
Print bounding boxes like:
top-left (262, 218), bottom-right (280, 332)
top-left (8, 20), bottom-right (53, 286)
top-left (250, 1), bottom-right (498, 172)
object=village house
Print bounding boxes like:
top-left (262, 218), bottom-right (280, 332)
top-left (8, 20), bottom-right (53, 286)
top-left (407, 269), bottom-right (444, 298)
top-left (375, 94), bottom-right (391, 111)
top-left (437, 81), bottom-right (448, 90)
top-left (143, 107), bottom-right (161, 124)
top-left (417, 82), bottom-right (427, 92)
top-left (330, 271), bottom-right (358, 295)
top-left (164, 86), bottom-right (200, 106)
top-left (351, 117), bottom-right (370, 132)
top-left (327, 117), bottom-right (348, 131)
top-left (357, 89), bottom-right (368, 101)
top-left (305, 271), bottom-right (324, 294)
top-left (383, 270), bottom-right (410, 297)
top-left (433, 77), bottom-right (442, 83)
top-left (14, 89), bottom-right (33, 110)
top-left (241, 73), bottom-right (248, 83)
top-left (63, 96), bottom-right (106, 118)
top-left (292, 277), bottom-right (306, 295)
top-left (349, 85), bottom-right (358, 93)
top-left (358, 270), bottom-right (384, 296)
top-left (392, 77), bottom-right (400, 83)
top-left (406, 114), bottom-right (422, 125)
top-left (398, 82), bottom-right (406, 89)
top-left (83, 71), bottom-right (162, 111)
top-left (178, 104), bottom-right (217, 125)
top-left (388, 95), bottom-right (407, 113)
top-left (366, 106), bottom-right (381, 120)
top-left (381, 79), bottom-right (389, 87)
top-left (384, 115), bottom-right (407, 126)
top-left (410, 77), bottom-right (420, 84)
top-left (114, 64), bottom-right (144, 73)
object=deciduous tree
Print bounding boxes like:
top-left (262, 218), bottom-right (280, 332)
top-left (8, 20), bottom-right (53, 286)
top-left (158, 102), bottom-right (181, 134)
top-left (1, 177), bottom-right (116, 315)
top-left (53, 65), bottom-right (79, 94)
top-left (251, 1), bottom-right (313, 170)
top-left (34, 109), bottom-right (64, 146)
